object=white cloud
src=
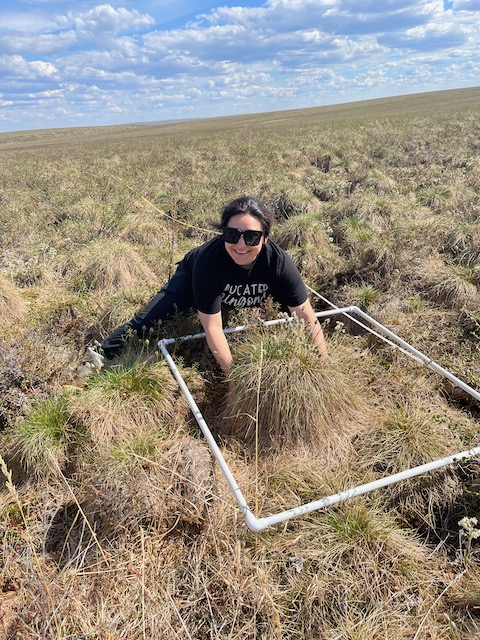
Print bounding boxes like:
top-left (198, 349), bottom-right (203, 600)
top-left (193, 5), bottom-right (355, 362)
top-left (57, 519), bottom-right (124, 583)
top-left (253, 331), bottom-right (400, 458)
top-left (197, 0), bottom-right (441, 35)
top-left (68, 4), bottom-right (154, 35)
top-left (0, 31), bottom-right (77, 56)
top-left (0, 55), bottom-right (58, 79)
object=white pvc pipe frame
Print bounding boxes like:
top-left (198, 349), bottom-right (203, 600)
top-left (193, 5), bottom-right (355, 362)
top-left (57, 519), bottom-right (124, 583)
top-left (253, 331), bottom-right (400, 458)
top-left (159, 306), bottom-right (480, 532)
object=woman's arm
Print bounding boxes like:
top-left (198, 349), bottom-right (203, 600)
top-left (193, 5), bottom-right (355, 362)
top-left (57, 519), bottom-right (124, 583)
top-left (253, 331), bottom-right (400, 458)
top-left (198, 310), bottom-right (233, 375)
top-left (288, 298), bottom-right (328, 357)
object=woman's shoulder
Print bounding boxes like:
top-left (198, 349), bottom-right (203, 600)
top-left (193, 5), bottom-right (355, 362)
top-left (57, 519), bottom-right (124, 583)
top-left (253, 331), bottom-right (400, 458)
top-left (187, 235), bottom-right (225, 267)
top-left (263, 239), bottom-right (291, 264)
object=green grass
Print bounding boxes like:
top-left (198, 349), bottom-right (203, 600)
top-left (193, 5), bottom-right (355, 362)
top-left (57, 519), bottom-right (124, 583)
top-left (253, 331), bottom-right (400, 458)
top-left (9, 394), bottom-right (82, 480)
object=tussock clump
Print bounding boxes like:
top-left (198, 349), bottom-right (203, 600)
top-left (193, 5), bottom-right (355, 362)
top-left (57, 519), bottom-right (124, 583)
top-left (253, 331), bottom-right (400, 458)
top-left (5, 393), bottom-right (82, 482)
top-left (262, 497), bottom-right (442, 638)
top-left (72, 239), bottom-right (156, 294)
top-left (269, 187), bottom-right (321, 220)
top-left (82, 434), bottom-right (214, 538)
top-left (364, 168), bottom-right (399, 194)
top-left (307, 173), bottom-right (349, 202)
top-left (274, 212), bottom-right (328, 249)
top-left (333, 212), bottom-right (403, 277)
top-left (274, 213), bottom-right (343, 282)
top-left (0, 274), bottom-right (27, 327)
top-left (28, 287), bottom-right (95, 345)
top-left (348, 282), bottom-right (381, 311)
top-left (416, 256), bottom-right (480, 309)
top-left (223, 317), bottom-right (369, 459)
top-left (120, 208), bottom-right (168, 245)
top-left (344, 189), bottom-right (407, 223)
top-left (310, 151), bottom-right (332, 172)
top-left (69, 355), bottom-right (192, 446)
top-left (354, 402), bottom-right (465, 527)
top-left (416, 184), bottom-right (453, 214)
top-left (98, 285), bottom-right (159, 333)
top-left (443, 219), bottom-right (480, 266)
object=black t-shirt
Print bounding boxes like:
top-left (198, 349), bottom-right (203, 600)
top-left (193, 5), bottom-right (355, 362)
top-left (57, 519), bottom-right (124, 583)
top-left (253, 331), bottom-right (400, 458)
top-left (185, 237), bottom-right (307, 314)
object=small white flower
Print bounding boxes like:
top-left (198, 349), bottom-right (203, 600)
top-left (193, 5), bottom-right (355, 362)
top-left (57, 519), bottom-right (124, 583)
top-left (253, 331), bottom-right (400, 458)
top-left (458, 516), bottom-right (478, 532)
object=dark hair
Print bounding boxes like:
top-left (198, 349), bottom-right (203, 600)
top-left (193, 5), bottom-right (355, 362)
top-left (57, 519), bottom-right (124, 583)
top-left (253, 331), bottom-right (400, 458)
top-left (218, 196), bottom-right (272, 236)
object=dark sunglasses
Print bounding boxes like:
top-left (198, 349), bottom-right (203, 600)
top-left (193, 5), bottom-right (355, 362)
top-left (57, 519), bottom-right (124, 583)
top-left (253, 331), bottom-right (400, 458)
top-left (222, 227), bottom-right (264, 246)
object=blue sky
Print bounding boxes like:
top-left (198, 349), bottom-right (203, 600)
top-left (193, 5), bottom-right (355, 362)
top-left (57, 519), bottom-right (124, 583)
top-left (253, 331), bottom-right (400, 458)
top-left (0, 0), bottom-right (479, 133)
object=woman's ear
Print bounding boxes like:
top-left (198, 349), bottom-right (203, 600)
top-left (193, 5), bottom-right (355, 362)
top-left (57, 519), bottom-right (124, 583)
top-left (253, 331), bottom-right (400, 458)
top-left (263, 236), bottom-right (269, 244)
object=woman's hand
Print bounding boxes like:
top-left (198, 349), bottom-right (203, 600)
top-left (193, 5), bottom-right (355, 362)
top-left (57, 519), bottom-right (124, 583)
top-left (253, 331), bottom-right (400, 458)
top-left (288, 299), bottom-right (328, 357)
top-left (197, 310), bottom-right (233, 375)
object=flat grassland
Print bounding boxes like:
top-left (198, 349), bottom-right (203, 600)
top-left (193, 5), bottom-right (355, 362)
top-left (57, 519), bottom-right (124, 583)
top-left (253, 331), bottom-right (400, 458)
top-left (1, 87), bottom-right (479, 639)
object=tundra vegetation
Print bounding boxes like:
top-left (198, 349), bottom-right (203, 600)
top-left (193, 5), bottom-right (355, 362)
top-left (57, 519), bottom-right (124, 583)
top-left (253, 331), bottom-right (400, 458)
top-left (1, 87), bottom-right (479, 638)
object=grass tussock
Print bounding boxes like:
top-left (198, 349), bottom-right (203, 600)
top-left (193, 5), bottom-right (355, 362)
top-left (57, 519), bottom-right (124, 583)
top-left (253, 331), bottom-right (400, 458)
top-left (0, 274), bottom-right (27, 327)
top-left (98, 285), bottom-right (159, 333)
top-left (354, 401), bottom-right (467, 527)
top-left (253, 497), bottom-right (445, 638)
top-left (5, 393), bottom-right (82, 482)
top-left (71, 238), bottom-right (157, 294)
top-left (416, 255), bottom-right (480, 310)
top-left (274, 212), bottom-right (344, 282)
top-left (82, 433), bottom-right (214, 538)
top-left (69, 354), bottom-right (193, 446)
top-left (224, 317), bottom-right (370, 459)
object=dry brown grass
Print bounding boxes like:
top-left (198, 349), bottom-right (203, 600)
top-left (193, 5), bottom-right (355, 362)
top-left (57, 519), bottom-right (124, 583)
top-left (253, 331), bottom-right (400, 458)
top-left (82, 433), bottom-right (214, 538)
top-left (0, 274), bottom-right (27, 327)
top-left (120, 207), bottom-right (169, 245)
top-left (69, 353), bottom-right (197, 446)
top-left (415, 255), bottom-right (480, 309)
top-left (71, 238), bottom-right (157, 294)
top-left (223, 318), bottom-right (371, 459)
top-left (354, 401), bottom-right (467, 527)
top-left (97, 284), bottom-right (159, 334)
top-left (274, 212), bottom-right (344, 283)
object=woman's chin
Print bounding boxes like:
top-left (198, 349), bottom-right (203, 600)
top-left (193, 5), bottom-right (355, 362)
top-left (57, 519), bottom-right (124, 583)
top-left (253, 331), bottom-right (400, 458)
top-left (228, 249), bottom-right (254, 266)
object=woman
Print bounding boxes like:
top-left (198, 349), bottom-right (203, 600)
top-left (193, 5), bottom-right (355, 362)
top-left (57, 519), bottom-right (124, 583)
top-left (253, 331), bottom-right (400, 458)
top-left (99, 195), bottom-right (328, 374)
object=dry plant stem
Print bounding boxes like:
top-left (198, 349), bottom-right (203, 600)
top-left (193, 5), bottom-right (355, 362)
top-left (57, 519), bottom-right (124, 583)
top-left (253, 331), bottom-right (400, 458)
top-left (141, 527), bottom-right (146, 640)
top-left (47, 450), bottom-right (109, 565)
top-left (166, 590), bottom-right (194, 640)
top-left (412, 569), bottom-right (467, 640)
top-left (0, 454), bottom-right (62, 638)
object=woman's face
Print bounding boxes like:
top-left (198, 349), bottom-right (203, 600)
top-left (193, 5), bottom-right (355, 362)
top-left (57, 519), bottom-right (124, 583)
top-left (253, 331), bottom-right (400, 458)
top-left (224, 213), bottom-right (267, 267)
